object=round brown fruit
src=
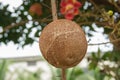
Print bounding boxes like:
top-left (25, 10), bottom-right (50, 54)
top-left (29, 3), bottom-right (42, 16)
top-left (39, 19), bottom-right (88, 68)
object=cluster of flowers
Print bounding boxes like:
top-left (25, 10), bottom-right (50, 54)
top-left (60, 0), bottom-right (82, 20)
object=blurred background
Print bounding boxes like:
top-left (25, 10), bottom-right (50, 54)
top-left (0, 0), bottom-right (120, 80)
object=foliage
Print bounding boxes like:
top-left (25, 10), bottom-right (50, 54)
top-left (16, 69), bottom-right (42, 80)
top-left (0, 0), bottom-right (51, 47)
top-left (0, 60), bottom-right (9, 80)
top-left (88, 49), bottom-right (120, 80)
top-left (0, 0), bottom-right (120, 48)
top-left (0, 58), bottom-right (119, 80)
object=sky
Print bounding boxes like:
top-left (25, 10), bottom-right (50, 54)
top-left (0, 0), bottom-right (113, 59)
top-left (0, 0), bottom-right (23, 11)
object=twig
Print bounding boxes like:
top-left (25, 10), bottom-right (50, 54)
top-left (41, 2), bottom-right (51, 9)
top-left (78, 21), bottom-right (113, 29)
top-left (0, 18), bottom-right (52, 34)
top-left (88, 41), bottom-right (111, 46)
top-left (78, 12), bottom-right (101, 18)
top-left (0, 19), bottom-right (113, 35)
top-left (2, 20), bottom-right (28, 33)
top-left (89, 0), bottom-right (98, 10)
top-left (109, 0), bottom-right (120, 13)
top-left (88, 38), bottom-right (120, 46)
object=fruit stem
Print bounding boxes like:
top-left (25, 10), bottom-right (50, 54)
top-left (51, 0), bottom-right (58, 20)
top-left (62, 68), bottom-right (66, 80)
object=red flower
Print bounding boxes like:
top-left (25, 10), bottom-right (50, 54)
top-left (60, 0), bottom-right (82, 20)
top-left (65, 13), bottom-right (74, 20)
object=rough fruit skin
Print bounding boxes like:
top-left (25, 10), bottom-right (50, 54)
top-left (39, 19), bottom-right (87, 68)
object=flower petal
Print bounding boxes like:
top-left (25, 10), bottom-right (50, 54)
top-left (65, 4), bottom-right (74, 11)
top-left (74, 8), bottom-right (79, 15)
top-left (60, 0), bottom-right (67, 7)
top-left (74, 1), bottom-right (82, 8)
top-left (65, 13), bottom-right (74, 20)
top-left (60, 8), bottom-right (66, 14)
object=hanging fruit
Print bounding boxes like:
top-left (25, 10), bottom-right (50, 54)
top-left (29, 3), bottom-right (42, 16)
top-left (39, 19), bottom-right (88, 68)
top-left (60, 0), bottom-right (82, 20)
top-left (39, 0), bottom-right (87, 80)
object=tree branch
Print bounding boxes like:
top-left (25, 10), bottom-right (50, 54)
top-left (88, 38), bottom-right (120, 46)
top-left (109, 0), bottom-right (120, 13)
top-left (89, 0), bottom-right (99, 10)
top-left (78, 21), bottom-right (113, 29)
top-left (0, 19), bottom-right (113, 35)
top-left (0, 18), bottom-right (52, 34)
